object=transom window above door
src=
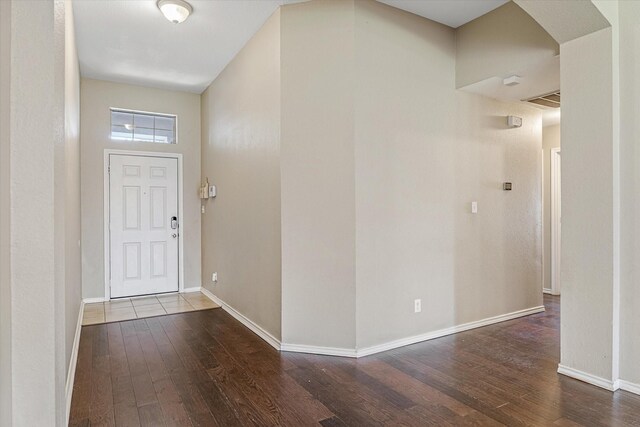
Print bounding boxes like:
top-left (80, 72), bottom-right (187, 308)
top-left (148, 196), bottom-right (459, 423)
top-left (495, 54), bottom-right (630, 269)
top-left (110, 108), bottom-right (177, 144)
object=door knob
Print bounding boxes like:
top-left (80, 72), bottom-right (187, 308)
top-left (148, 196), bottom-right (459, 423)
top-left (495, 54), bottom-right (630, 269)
top-left (171, 233), bottom-right (177, 238)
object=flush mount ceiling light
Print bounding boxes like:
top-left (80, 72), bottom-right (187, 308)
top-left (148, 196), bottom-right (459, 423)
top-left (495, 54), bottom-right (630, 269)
top-left (503, 75), bottom-right (522, 86)
top-left (157, 0), bottom-right (193, 24)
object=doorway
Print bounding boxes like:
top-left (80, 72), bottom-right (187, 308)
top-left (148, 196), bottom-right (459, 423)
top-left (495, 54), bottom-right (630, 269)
top-left (542, 119), bottom-right (561, 295)
top-left (105, 151), bottom-right (183, 298)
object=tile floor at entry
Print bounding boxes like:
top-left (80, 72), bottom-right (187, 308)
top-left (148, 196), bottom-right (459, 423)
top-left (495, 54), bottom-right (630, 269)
top-left (82, 291), bottom-right (220, 325)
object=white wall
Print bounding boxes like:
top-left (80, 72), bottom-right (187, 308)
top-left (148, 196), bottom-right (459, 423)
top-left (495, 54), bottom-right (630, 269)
top-left (80, 79), bottom-right (201, 299)
top-left (542, 124), bottom-right (560, 293)
top-left (354, 0), bottom-right (542, 349)
top-left (455, 1), bottom-right (558, 89)
top-left (280, 0), bottom-right (357, 349)
top-left (200, 10), bottom-right (282, 340)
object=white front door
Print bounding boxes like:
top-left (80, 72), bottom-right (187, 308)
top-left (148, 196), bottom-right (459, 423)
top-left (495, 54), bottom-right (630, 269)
top-left (109, 154), bottom-right (179, 298)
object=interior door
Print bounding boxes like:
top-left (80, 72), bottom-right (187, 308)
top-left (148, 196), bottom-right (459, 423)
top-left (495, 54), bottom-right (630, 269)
top-left (109, 154), bottom-right (179, 298)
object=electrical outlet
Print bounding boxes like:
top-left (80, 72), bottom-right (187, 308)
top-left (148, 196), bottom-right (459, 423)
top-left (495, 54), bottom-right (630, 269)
top-left (414, 299), bottom-right (421, 313)
top-left (212, 272), bottom-right (218, 282)
top-left (201, 205), bottom-right (205, 214)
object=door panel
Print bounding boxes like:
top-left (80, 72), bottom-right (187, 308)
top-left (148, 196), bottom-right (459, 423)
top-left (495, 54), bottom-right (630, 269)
top-left (110, 154), bottom-right (179, 298)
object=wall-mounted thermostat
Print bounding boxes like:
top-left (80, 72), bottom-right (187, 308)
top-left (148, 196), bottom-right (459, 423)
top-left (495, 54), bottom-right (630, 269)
top-left (507, 115), bottom-right (522, 128)
top-left (503, 182), bottom-right (512, 191)
top-left (200, 178), bottom-right (210, 199)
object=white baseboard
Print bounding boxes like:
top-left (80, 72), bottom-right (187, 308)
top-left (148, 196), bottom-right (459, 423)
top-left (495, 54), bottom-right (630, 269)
top-left (192, 293), bottom-right (543, 360)
top-left (181, 286), bottom-right (202, 293)
top-left (66, 300), bottom-right (84, 425)
top-left (280, 343), bottom-right (357, 358)
top-left (199, 287), bottom-right (281, 351)
top-left (83, 297), bottom-right (107, 304)
top-left (356, 305), bottom-right (545, 357)
top-left (619, 380), bottom-right (640, 395)
top-left (556, 365), bottom-right (640, 396)
top-left (557, 364), bottom-right (619, 391)
top-left (543, 288), bottom-right (553, 295)
top-left (279, 306), bottom-right (545, 358)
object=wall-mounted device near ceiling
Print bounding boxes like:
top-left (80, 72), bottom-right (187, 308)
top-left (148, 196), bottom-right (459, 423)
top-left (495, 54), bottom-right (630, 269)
top-left (157, 0), bottom-right (193, 24)
top-left (524, 91), bottom-right (561, 108)
top-left (507, 115), bottom-right (522, 128)
top-left (503, 75), bottom-right (522, 86)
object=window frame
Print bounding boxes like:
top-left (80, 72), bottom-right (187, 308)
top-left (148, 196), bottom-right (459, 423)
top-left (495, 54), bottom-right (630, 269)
top-left (109, 107), bottom-right (178, 145)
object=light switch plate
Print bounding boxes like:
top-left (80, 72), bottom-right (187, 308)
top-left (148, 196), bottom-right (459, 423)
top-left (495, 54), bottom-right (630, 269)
top-left (471, 201), bottom-right (478, 214)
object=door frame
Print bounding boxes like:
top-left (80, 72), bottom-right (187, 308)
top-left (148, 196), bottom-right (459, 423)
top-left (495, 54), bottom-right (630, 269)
top-left (103, 149), bottom-right (185, 300)
top-left (541, 149), bottom-right (548, 294)
top-left (551, 147), bottom-right (561, 295)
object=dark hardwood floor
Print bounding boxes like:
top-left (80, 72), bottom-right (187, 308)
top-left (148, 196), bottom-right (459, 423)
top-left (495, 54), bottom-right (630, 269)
top-left (69, 295), bottom-right (640, 426)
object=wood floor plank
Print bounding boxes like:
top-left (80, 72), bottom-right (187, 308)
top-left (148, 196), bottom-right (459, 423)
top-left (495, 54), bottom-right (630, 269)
top-left (90, 325), bottom-right (116, 426)
top-left (69, 296), bottom-right (640, 427)
top-left (181, 311), bottom-right (333, 425)
top-left (147, 316), bottom-right (220, 426)
top-left (107, 323), bottom-right (142, 427)
top-left (138, 402), bottom-right (166, 427)
top-left (70, 326), bottom-right (95, 425)
top-left (356, 358), bottom-right (476, 419)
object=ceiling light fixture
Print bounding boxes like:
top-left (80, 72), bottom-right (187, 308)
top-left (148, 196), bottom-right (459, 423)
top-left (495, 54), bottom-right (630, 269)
top-left (157, 0), bottom-right (193, 24)
top-left (503, 75), bottom-right (522, 86)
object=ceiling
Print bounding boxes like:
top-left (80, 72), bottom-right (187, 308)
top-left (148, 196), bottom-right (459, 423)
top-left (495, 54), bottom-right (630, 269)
top-left (378, 0), bottom-right (508, 28)
top-left (73, 0), bottom-right (510, 94)
top-left (459, 55), bottom-right (560, 108)
top-left (73, 0), bottom-right (301, 93)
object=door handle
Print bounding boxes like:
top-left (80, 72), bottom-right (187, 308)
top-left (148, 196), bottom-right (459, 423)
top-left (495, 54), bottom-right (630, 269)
top-left (171, 233), bottom-right (177, 238)
top-left (171, 216), bottom-right (178, 229)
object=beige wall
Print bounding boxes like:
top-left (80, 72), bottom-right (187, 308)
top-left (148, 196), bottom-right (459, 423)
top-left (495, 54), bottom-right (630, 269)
top-left (80, 79), bottom-right (201, 299)
top-left (516, 0), bottom-right (632, 390)
top-left (201, 0), bottom-right (543, 352)
top-left (200, 10), bottom-right (282, 340)
top-left (278, 0), bottom-right (542, 351)
top-left (542, 124), bottom-right (560, 293)
top-left (64, 0), bottom-right (82, 383)
top-left (354, 0), bottom-right (542, 349)
top-left (456, 1), bottom-right (558, 89)
top-left (619, 0), bottom-right (640, 386)
top-left (560, 27), bottom-right (617, 381)
top-left (1, 0), bottom-right (70, 423)
top-left (0, 0), bottom-right (12, 423)
top-left (280, 0), bottom-right (357, 348)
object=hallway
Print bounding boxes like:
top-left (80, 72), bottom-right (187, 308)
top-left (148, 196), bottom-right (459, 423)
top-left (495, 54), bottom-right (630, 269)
top-left (69, 295), bottom-right (640, 426)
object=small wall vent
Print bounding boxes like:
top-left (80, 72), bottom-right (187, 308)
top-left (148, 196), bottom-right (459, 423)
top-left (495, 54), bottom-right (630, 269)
top-left (524, 91), bottom-right (560, 108)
